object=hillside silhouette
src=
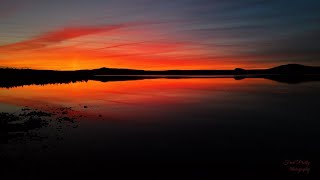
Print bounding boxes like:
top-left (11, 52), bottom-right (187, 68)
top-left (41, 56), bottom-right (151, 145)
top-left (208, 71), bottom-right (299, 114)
top-left (0, 64), bottom-right (320, 88)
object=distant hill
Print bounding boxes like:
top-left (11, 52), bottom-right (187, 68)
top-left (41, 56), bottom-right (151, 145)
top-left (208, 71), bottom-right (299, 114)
top-left (266, 64), bottom-right (320, 74)
top-left (90, 64), bottom-right (320, 75)
top-left (0, 64), bottom-right (320, 87)
top-left (1, 64), bottom-right (320, 76)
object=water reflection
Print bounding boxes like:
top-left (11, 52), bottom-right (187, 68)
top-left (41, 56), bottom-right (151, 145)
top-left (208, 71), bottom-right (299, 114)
top-left (1, 78), bottom-right (320, 178)
top-left (0, 78), bottom-right (278, 122)
top-left (1, 74), bottom-right (320, 89)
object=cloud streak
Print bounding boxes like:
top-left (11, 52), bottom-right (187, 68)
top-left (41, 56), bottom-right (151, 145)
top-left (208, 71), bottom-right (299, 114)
top-left (0, 23), bottom-right (133, 51)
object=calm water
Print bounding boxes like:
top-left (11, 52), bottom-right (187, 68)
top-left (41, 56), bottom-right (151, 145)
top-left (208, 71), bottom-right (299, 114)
top-left (1, 78), bottom-right (320, 178)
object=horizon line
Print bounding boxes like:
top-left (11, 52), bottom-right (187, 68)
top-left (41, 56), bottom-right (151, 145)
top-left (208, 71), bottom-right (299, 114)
top-left (1, 63), bottom-right (318, 72)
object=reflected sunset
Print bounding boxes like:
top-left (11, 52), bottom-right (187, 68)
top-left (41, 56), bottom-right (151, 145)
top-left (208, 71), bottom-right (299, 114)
top-left (0, 78), bottom-right (276, 122)
top-left (1, 1), bottom-right (320, 179)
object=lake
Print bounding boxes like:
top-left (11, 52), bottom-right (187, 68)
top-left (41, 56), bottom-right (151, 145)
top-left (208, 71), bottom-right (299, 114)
top-left (1, 77), bottom-right (320, 179)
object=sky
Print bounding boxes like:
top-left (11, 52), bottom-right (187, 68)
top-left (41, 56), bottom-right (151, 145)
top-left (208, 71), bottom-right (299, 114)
top-left (0, 0), bottom-right (319, 70)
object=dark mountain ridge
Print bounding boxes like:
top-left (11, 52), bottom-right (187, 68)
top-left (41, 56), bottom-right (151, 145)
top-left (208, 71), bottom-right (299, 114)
top-left (266, 64), bottom-right (320, 74)
top-left (0, 64), bottom-right (319, 87)
top-left (1, 64), bottom-right (319, 76)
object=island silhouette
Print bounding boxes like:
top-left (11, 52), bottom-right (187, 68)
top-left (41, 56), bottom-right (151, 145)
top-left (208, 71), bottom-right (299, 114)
top-left (0, 64), bottom-right (320, 88)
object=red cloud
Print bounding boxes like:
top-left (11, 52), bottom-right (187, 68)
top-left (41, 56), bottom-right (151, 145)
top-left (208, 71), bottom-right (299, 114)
top-left (0, 23), bottom-right (131, 51)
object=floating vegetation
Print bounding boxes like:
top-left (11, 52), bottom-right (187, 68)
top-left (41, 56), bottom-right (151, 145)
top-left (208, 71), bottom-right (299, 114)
top-left (19, 110), bottom-right (52, 117)
top-left (0, 106), bottom-right (80, 144)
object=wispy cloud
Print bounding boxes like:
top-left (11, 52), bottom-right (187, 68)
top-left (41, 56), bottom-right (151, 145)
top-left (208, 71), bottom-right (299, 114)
top-left (0, 23), bottom-right (134, 51)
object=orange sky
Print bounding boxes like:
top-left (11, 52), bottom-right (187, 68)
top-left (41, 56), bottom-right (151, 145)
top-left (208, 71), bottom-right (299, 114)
top-left (0, 24), bottom-right (278, 70)
top-left (1, 1), bottom-right (319, 70)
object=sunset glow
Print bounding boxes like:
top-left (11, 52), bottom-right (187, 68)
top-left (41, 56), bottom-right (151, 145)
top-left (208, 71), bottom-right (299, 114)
top-left (1, 1), bottom-right (319, 70)
top-left (1, 1), bottom-right (320, 179)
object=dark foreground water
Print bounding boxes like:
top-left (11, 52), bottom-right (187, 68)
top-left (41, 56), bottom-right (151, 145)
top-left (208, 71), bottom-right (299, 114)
top-left (1, 78), bottom-right (319, 179)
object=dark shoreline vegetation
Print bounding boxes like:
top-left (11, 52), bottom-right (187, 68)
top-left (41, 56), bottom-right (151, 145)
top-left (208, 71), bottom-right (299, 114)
top-left (0, 64), bottom-right (320, 88)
